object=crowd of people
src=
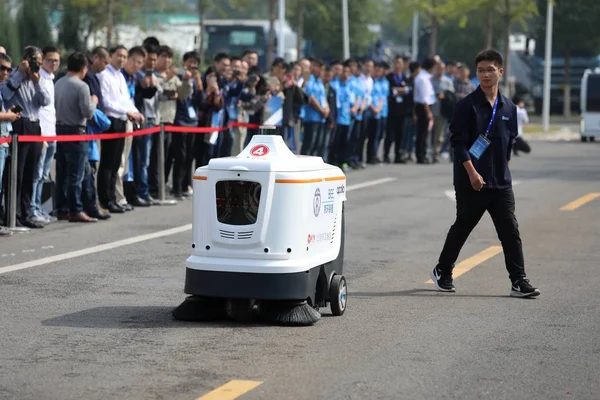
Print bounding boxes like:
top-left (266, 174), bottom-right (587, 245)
top-left (0, 37), bottom-right (494, 237)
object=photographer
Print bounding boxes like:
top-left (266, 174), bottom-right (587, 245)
top-left (0, 46), bottom-right (51, 229)
top-left (223, 57), bottom-right (253, 156)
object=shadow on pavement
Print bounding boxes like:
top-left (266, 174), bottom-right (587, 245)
top-left (40, 306), bottom-right (265, 329)
top-left (350, 288), bottom-right (517, 299)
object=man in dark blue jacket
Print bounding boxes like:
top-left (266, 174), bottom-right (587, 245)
top-left (430, 49), bottom-right (540, 298)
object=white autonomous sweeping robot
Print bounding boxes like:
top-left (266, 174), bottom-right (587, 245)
top-left (173, 127), bottom-right (347, 326)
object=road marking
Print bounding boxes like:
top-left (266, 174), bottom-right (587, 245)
top-left (0, 177), bottom-right (393, 275)
top-left (426, 246), bottom-right (503, 284)
top-left (0, 224), bottom-right (192, 275)
top-left (444, 181), bottom-right (521, 202)
top-left (346, 177), bottom-right (396, 191)
top-left (196, 380), bottom-right (263, 400)
top-left (559, 192), bottom-right (600, 211)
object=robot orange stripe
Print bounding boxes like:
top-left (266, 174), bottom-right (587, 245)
top-left (275, 176), bottom-right (346, 184)
top-left (193, 176), bottom-right (208, 181)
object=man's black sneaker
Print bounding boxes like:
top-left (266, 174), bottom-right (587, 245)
top-left (510, 279), bottom-right (540, 298)
top-left (429, 267), bottom-right (456, 292)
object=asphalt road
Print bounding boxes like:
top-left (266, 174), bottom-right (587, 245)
top-left (1, 140), bottom-right (599, 400)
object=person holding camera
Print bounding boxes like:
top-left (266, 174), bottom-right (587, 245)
top-left (0, 46), bottom-right (51, 229)
top-left (0, 79), bottom-right (22, 236)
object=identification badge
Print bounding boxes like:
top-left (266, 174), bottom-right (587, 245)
top-left (468, 135), bottom-right (491, 159)
top-left (395, 96), bottom-right (403, 103)
top-left (187, 105), bottom-right (197, 119)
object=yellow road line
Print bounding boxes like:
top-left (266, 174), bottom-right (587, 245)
top-left (426, 246), bottom-right (503, 284)
top-left (559, 192), bottom-right (600, 211)
top-left (196, 380), bottom-right (263, 400)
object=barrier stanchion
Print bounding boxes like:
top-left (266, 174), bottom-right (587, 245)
top-left (7, 135), bottom-right (29, 232)
top-left (155, 124), bottom-right (177, 206)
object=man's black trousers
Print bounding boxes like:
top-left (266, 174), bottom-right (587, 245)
top-left (436, 187), bottom-right (526, 283)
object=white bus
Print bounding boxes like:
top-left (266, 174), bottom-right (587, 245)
top-left (579, 67), bottom-right (600, 142)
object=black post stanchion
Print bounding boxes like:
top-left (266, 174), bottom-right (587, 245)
top-left (7, 134), bottom-right (29, 232)
top-left (155, 124), bottom-right (176, 206)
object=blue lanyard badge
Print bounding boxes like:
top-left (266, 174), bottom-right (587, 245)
top-left (469, 96), bottom-right (498, 160)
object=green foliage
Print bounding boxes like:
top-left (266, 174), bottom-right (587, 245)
top-left (0, 2), bottom-right (21, 57)
top-left (287, 0), bottom-right (381, 59)
top-left (17, 0), bottom-right (54, 49)
top-left (539, 0), bottom-right (600, 55)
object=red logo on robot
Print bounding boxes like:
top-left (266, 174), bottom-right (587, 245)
top-left (250, 144), bottom-right (270, 157)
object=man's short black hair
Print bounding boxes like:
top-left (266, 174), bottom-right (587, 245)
top-left (143, 43), bottom-right (159, 56)
top-left (409, 61), bottom-right (421, 74)
top-left (91, 46), bottom-right (109, 58)
top-left (42, 46), bottom-right (60, 57)
top-left (158, 45), bottom-right (174, 58)
top-left (67, 51), bottom-right (87, 72)
top-left (272, 57), bottom-right (286, 69)
top-left (214, 52), bottom-right (230, 62)
top-left (183, 51), bottom-right (200, 63)
top-left (142, 36), bottom-right (160, 47)
top-left (311, 58), bottom-right (325, 67)
top-left (230, 56), bottom-right (242, 63)
top-left (23, 45), bottom-right (41, 60)
top-left (421, 57), bottom-right (436, 71)
top-left (0, 53), bottom-right (12, 63)
top-left (475, 49), bottom-right (503, 68)
top-left (109, 45), bottom-right (127, 55)
top-left (128, 46), bottom-right (146, 58)
top-left (242, 49), bottom-right (258, 58)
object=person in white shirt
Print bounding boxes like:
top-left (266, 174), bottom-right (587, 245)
top-left (413, 57), bottom-right (437, 164)
top-left (30, 46), bottom-right (60, 225)
top-left (96, 45), bottom-right (144, 214)
top-left (513, 96), bottom-right (531, 155)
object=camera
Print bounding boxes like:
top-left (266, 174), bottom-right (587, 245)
top-left (232, 70), bottom-right (241, 77)
top-left (29, 58), bottom-right (40, 74)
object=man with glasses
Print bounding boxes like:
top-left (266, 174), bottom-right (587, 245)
top-left (0, 53), bottom-right (20, 236)
top-left (429, 49), bottom-right (540, 298)
top-left (30, 46), bottom-right (61, 225)
top-left (0, 46), bottom-right (51, 229)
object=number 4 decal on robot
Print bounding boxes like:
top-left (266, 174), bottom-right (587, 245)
top-left (250, 144), bottom-right (270, 157)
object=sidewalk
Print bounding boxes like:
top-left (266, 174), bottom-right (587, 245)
top-left (522, 123), bottom-right (581, 142)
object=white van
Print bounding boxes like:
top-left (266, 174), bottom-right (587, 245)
top-left (579, 68), bottom-right (600, 142)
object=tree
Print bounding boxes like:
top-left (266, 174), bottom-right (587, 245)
top-left (390, 0), bottom-right (476, 56)
top-left (539, 0), bottom-right (600, 117)
top-left (497, 0), bottom-right (538, 95)
top-left (17, 0), bottom-right (54, 48)
top-left (287, 0), bottom-right (381, 60)
top-left (0, 1), bottom-right (21, 57)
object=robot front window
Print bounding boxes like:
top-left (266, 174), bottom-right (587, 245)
top-left (215, 180), bottom-right (261, 226)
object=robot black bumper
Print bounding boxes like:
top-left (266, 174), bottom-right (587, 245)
top-left (184, 267), bottom-right (321, 301)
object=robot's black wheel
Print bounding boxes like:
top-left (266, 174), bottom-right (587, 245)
top-left (329, 275), bottom-right (347, 316)
top-left (581, 136), bottom-right (588, 142)
top-left (591, 136), bottom-right (596, 142)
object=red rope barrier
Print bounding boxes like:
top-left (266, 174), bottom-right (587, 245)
top-left (7, 122), bottom-right (279, 143)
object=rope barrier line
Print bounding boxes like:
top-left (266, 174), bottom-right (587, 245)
top-left (2, 122), bottom-right (280, 230)
top-left (0, 122), bottom-right (278, 144)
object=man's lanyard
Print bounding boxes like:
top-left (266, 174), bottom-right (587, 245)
top-left (483, 96), bottom-right (499, 137)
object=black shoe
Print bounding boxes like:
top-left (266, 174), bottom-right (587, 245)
top-left (510, 278), bottom-right (540, 298)
top-left (86, 208), bottom-right (111, 220)
top-left (429, 266), bottom-right (456, 292)
top-left (131, 197), bottom-right (151, 207)
top-left (121, 203), bottom-right (134, 211)
top-left (106, 202), bottom-right (125, 213)
top-left (20, 218), bottom-right (45, 229)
